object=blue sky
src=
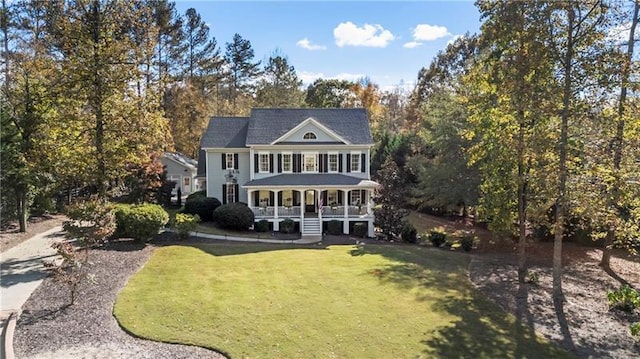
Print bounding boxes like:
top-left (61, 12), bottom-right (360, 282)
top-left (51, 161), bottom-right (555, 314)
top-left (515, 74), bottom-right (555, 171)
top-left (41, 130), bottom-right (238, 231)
top-left (174, 1), bottom-right (482, 91)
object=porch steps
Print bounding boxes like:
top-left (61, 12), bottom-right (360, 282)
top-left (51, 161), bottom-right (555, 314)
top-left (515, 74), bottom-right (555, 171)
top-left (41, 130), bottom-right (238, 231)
top-left (302, 218), bottom-right (322, 236)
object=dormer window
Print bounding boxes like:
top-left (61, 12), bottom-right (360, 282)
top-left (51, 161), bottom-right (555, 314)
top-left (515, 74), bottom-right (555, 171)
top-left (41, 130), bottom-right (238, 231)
top-left (303, 132), bottom-right (317, 140)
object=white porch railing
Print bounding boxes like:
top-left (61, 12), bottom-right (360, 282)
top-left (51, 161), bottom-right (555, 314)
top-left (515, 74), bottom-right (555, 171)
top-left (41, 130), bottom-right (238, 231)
top-left (252, 206), bottom-right (370, 219)
top-left (252, 206), bottom-right (301, 218)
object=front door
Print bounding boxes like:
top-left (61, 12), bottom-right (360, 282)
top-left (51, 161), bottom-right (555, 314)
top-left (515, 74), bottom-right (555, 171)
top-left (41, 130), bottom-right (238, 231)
top-left (305, 190), bottom-right (316, 214)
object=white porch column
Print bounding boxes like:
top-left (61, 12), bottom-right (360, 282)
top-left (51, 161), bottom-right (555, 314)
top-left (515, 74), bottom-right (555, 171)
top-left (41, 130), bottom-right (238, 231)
top-left (367, 189), bottom-right (372, 215)
top-left (273, 190), bottom-right (280, 231)
top-left (343, 190), bottom-right (349, 234)
top-left (316, 189), bottom-right (323, 221)
top-left (248, 190), bottom-right (254, 211)
top-left (299, 189), bottom-right (305, 234)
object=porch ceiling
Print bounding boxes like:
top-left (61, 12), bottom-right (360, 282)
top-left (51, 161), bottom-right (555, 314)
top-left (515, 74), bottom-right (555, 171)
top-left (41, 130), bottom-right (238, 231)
top-left (243, 174), bottom-right (379, 189)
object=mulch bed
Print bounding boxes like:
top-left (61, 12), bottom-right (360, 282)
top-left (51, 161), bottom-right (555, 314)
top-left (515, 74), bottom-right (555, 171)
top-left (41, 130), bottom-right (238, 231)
top-left (469, 242), bottom-right (640, 359)
top-left (14, 239), bottom-right (225, 359)
top-left (0, 214), bottom-right (67, 253)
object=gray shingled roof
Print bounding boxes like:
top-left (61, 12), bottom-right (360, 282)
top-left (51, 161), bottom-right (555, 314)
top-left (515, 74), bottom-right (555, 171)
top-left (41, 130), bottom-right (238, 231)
top-left (163, 152), bottom-right (197, 170)
top-left (246, 108), bottom-right (373, 145)
top-left (243, 174), bottom-right (378, 188)
top-left (201, 117), bottom-right (249, 148)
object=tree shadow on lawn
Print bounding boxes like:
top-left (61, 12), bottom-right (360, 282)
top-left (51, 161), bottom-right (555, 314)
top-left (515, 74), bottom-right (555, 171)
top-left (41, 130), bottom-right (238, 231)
top-left (350, 244), bottom-right (573, 358)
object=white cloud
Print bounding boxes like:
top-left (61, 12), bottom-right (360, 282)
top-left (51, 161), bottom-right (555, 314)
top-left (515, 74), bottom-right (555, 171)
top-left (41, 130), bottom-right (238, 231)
top-left (447, 34), bottom-right (463, 46)
top-left (296, 38), bottom-right (327, 51)
top-left (413, 24), bottom-right (451, 41)
top-left (298, 71), bottom-right (365, 85)
top-left (333, 21), bottom-right (395, 48)
top-left (403, 41), bottom-right (422, 49)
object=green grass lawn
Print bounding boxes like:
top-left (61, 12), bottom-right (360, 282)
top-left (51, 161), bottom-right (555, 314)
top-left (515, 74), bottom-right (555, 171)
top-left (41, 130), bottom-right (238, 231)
top-left (114, 244), bottom-right (571, 358)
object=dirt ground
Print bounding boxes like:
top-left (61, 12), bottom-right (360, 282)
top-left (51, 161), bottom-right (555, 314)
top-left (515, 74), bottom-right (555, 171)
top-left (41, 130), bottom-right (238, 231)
top-left (0, 214), bottom-right (67, 253)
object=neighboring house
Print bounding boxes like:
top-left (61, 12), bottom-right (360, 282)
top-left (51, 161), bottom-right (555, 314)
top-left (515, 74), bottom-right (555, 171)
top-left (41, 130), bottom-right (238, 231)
top-left (160, 152), bottom-right (199, 196)
top-left (199, 108), bottom-right (378, 237)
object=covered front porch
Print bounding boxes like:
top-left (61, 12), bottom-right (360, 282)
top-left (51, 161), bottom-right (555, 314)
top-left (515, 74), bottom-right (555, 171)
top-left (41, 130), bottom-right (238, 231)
top-left (243, 174), bottom-right (378, 237)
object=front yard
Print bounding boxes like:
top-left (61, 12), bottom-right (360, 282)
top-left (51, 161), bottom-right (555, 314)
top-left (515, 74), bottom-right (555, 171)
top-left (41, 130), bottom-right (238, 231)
top-left (113, 243), bottom-right (570, 358)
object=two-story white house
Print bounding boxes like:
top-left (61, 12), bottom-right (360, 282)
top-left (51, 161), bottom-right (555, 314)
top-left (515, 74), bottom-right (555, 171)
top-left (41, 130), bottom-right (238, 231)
top-left (199, 108), bottom-right (378, 237)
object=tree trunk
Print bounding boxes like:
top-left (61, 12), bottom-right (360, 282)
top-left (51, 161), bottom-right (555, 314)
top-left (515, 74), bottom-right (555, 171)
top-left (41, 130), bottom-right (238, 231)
top-left (600, 0), bottom-right (639, 267)
top-left (553, 5), bottom-right (575, 303)
top-left (517, 112), bottom-right (527, 284)
top-left (17, 191), bottom-right (28, 233)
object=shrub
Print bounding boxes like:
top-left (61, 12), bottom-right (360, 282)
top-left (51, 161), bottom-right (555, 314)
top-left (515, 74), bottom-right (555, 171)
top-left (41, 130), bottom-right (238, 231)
top-left (631, 322), bottom-right (640, 337)
top-left (114, 203), bottom-right (169, 242)
top-left (255, 219), bottom-right (270, 232)
top-left (353, 222), bottom-right (367, 238)
top-left (173, 213), bottom-right (200, 240)
top-left (186, 190), bottom-right (207, 202)
top-left (64, 199), bottom-right (116, 248)
top-left (401, 222), bottom-right (418, 243)
top-left (183, 196), bottom-right (221, 222)
top-left (327, 220), bottom-right (342, 235)
top-left (429, 231), bottom-right (447, 247)
top-left (607, 285), bottom-right (640, 312)
top-left (280, 218), bottom-right (295, 234)
top-left (461, 236), bottom-right (474, 252)
top-left (214, 203), bottom-right (254, 230)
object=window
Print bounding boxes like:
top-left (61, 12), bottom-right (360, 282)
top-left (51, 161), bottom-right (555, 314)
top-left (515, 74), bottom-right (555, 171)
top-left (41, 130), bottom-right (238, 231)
top-left (282, 153), bottom-right (292, 172)
top-left (327, 190), bottom-right (338, 206)
top-left (225, 153), bottom-right (234, 169)
top-left (259, 152), bottom-right (270, 173)
top-left (303, 153), bottom-right (317, 172)
top-left (303, 132), bottom-right (317, 140)
top-left (350, 190), bottom-right (361, 206)
top-left (184, 177), bottom-right (190, 187)
top-left (259, 190), bottom-right (270, 207)
top-left (226, 184), bottom-right (235, 204)
top-left (350, 152), bottom-right (361, 172)
top-left (328, 152), bottom-right (338, 173)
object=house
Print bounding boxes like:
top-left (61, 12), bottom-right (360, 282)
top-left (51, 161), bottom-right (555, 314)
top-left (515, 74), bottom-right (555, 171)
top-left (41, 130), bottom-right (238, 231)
top-left (199, 108), bottom-right (378, 237)
top-left (160, 152), bottom-right (199, 196)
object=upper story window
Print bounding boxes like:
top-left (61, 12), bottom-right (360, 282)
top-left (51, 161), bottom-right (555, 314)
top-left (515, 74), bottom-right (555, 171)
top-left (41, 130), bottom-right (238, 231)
top-left (303, 132), bottom-right (317, 140)
top-left (350, 152), bottom-right (361, 172)
top-left (225, 153), bottom-right (235, 169)
top-left (259, 152), bottom-right (270, 173)
top-left (226, 184), bottom-right (235, 204)
top-left (303, 153), bottom-right (317, 172)
top-left (282, 153), bottom-right (292, 173)
top-left (328, 152), bottom-right (338, 173)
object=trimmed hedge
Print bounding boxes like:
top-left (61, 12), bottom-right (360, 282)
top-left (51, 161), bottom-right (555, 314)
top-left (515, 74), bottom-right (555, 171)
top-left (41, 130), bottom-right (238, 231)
top-left (173, 213), bottom-right (200, 240)
top-left (214, 203), bottom-right (254, 230)
top-left (186, 190), bottom-right (207, 201)
top-left (353, 222), bottom-right (367, 238)
top-left (280, 218), bottom-right (295, 234)
top-left (255, 219), bottom-right (270, 232)
top-left (429, 231), bottom-right (447, 247)
top-left (183, 196), bottom-right (221, 222)
top-left (327, 220), bottom-right (342, 235)
top-left (114, 204), bottom-right (169, 242)
top-left (401, 222), bottom-right (418, 243)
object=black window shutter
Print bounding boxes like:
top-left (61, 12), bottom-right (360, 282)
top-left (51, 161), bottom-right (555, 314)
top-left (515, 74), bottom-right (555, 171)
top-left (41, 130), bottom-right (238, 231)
top-left (324, 154), bottom-right (329, 172)
top-left (361, 190), bottom-right (366, 204)
top-left (318, 154), bottom-right (324, 173)
top-left (221, 153), bottom-right (226, 170)
top-left (293, 190), bottom-right (298, 205)
top-left (339, 154), bottom-right (343, 172)
top-left (277, 192), bottom-right (283, 206)
top-left (361, 153), bottom-right (366, 173)
top-left (322, 191), bottom-right (327, 204)
top-left (346, 154), bottom-right (351, 173)
top-left (235, 184), bottom-right (239, 202)
top-left (222, 184), bottom-right (227, 204)
top-left (337, 190), bottom-right (343, 205)
top-left (254, 154), bottom-right (259, 172)
top-left (347, 190), bottom-right (351, 205)
top-left (269, 191), bottom-right (274, 206)
top-left (234, 154), bottom-right (239, 169)
top-left (254, 192), bottom-right (259, 207)
top-left (269, 154), bottom-right (274, 173)
top-left (277, 154), bottom-right (282, 173)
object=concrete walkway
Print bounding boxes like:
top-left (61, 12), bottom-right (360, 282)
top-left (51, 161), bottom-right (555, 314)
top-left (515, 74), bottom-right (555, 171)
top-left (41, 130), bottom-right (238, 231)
top-left (1, 226), bottom-right (64, 314)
